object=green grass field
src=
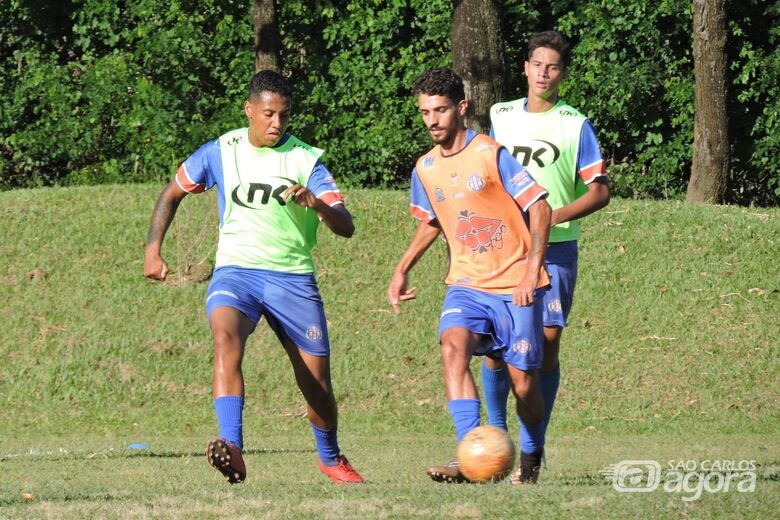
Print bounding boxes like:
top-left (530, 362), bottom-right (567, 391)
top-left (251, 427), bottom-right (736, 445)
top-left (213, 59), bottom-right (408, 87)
top-left (1, 185), bottom-right (778, 518)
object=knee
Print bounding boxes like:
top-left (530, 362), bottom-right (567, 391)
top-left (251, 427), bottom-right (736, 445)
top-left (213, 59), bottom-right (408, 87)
top-left (541, 335), bottom-right (560, 371)
top-left (439, 336), bottom-right (465, 365)
top-left (212, 329), bottom-right (242, 357)
top-left (512, 371), bottom-right (534, 398)
top-left (484, 356), bottom-right (504, 371)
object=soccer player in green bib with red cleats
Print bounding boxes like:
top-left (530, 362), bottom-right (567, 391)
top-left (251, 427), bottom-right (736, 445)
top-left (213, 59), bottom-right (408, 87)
top-left (144, 70), bottom-right (363, 485)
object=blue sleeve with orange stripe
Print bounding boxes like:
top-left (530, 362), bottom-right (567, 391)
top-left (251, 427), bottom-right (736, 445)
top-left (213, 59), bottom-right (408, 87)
top-left (177, 139), bottom-right (221, 193)
top-left (306, 161), bottom-right (345, 206)
top-left (409, 167), bottom-right (436, 222)
top-left (497, 148), bottom-right (548, 212)
top-left (576, 121), bottom-right (606, 184)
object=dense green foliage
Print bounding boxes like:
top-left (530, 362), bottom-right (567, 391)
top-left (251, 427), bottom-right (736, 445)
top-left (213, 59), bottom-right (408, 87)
top-left (1, 0), bottom-right (254, 187)
top-left (1, 1), bottom-right (777, 204)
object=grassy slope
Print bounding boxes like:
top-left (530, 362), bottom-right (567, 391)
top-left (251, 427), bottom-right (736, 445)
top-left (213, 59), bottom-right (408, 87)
top-left (0, 185), bottom-right (778, 517)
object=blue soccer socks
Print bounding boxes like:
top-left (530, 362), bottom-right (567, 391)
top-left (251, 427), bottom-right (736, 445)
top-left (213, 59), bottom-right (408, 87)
top-left (311, 423), bottom-right (341, 464)
top-left (448, 399), bottom-right (481, 443)
top-left (519, 415), bottom-right (545, 454)
top-left (481, 361), bottom-right (510, 431)
top-left (540, 365), bottom-right (561, 428)
top-left (214, 395), bottom-right (244, 450)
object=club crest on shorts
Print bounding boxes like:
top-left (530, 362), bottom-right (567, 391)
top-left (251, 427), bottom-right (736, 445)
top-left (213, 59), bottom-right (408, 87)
top-left (512, 339), bottom-right (532, 354)
top-left (305, 325), bottom-right (323, 341)
top-left (547, 299), bottom-right (563, 314)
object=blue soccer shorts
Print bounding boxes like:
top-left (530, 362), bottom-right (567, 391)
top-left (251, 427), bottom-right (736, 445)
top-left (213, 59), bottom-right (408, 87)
top-left (543, 241), bottom-right (579, 328)
top-left (438, 286), bottom-right (545, 371)
top-left (205, 266), bottom-right (330, 356)
top-left (543, 262), bottom-right (578, 328)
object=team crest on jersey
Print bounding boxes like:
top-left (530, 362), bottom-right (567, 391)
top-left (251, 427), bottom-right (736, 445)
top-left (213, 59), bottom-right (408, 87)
top-left (305, 325), bottom-right (323, 341)
top-left (422, 156), bottom-right (435, 169)
top-left (454, 210), bottom-right (505, 253)
top-left (547, 299), bottom-right (563, 314)
top-left (467, 174), bottom-right (485, 192)
top-left (512, 339), bottom-right (532, 354)
top-left (434, 187), bottom-right (445, 202)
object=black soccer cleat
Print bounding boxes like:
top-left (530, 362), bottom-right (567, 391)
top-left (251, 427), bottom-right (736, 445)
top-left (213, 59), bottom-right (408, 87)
top-left (427, 458), bottom-right (468, 483)
top-left (510, 450), bottom-right (543, 485)
top-left (206, 438), bottom-right (247, 484)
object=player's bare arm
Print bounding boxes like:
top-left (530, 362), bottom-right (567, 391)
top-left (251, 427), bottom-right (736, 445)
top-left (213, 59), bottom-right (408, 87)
top-left (513, 198), bottom-right (551, 307)
top-left (551, 177), bottom-right (609, 226)
top-left (388, 219), bottom-right (441, 314)
top-left (144, 181), bottom-right (189, 281)
top-left (282, 183), bottom-right (355, 238)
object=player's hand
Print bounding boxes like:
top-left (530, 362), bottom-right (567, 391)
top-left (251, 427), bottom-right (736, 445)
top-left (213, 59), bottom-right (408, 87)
top-left (282, 183), bottom-right (322, 210)
top-left (144, 253), bottom-right (169, 281)
top-left (387, 271), bottom-right (417, 315)
top-left (512, 276), bottom-right (538, 307)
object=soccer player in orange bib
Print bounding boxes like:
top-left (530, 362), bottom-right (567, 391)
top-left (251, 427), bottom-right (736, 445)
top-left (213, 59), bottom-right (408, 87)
top-left (387, 68), bottom-right (552, 484)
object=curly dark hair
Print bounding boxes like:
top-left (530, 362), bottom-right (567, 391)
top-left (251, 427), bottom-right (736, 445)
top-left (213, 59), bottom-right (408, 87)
top-left (248, 70), bottom-right (292, 100)
top-left (412, 68), bottom-right (465, 105)
top-left (527, 31), bottom-right (571, 69)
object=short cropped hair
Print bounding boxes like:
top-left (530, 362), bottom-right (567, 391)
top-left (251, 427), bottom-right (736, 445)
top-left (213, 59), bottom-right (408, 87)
top-left (248, 70), bottom-right (292, 100)
top-left (528, 31), bottom-right (571, 70)
top-left (412, 68), bottom-right (465, 105)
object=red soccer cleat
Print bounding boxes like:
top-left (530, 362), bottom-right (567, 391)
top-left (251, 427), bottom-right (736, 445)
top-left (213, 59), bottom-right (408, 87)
top-left (206, 438), bottom-right (246, 484)
top-left (317, 455), bottom-right (364, 484)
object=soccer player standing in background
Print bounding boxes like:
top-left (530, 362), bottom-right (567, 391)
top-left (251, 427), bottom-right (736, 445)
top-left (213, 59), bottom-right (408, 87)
top-left (144, 70), bottom-right (363, 485)
top-left (483, 31), bottom-right (610, 474)
top-left (388, 68), bottom-right (552, 484)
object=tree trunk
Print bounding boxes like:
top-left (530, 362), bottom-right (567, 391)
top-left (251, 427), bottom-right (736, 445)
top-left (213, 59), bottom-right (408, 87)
top-left (687, 0), bottom-right (729, 203)
top-left (252, 0), bottom-right (282, 73)
top-left (450, 0), bottom-right (505, 133)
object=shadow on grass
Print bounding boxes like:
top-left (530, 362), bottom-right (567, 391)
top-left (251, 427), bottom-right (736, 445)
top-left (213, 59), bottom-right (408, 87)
top-left (1, 446), bottom-right (316, 462)
top-left (122, 447), bottom-right (316, 459)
